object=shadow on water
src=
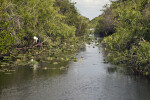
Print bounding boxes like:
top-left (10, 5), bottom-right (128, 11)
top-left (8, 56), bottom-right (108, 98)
top-left (0, 61), bottom-right (69, 94)
top-left (107, 67), bottom-right (117, 74)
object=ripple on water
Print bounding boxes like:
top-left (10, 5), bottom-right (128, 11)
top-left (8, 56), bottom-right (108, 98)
top-left (1, 43), bottom-right (150, 100)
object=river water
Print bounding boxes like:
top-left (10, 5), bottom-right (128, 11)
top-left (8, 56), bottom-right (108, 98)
top-left (0, 42), bottom-right (150, 100)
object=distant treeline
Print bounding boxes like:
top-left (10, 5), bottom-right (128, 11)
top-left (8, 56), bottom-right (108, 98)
top-left (0, 0), bottom-right (89, 58)
top-left (92, 0), bottom-right (150, 76)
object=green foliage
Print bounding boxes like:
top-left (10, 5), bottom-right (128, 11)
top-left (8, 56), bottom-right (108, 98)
top-left (54, 0), bottom-right (89, 36)
top-left (0, 0), bottom-right (88, 55)
top-left (100, 0), bottom-right (150, 75)
top-left (89, 16), bottom-right (101, 29)
top-left (0, 2), bottom-right (14, 53)
top-left (0, 0), bottom-right (89, 68)
top-left (94, 4), bottom-right (116, 37)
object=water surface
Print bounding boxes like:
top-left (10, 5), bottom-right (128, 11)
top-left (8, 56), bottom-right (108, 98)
top-left (0, 42), bottom-right (150, 100)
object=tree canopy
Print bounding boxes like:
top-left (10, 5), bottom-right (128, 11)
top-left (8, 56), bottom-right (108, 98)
top-left (94, 0), bottom-right (150, 76)
top-left (0, 0), bottom-right (89, 57)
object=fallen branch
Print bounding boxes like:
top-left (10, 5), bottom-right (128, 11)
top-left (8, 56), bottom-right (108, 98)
top-left (16, 37), bottom-right (49, 50)
top-left (0, 37), bottom-right (50, 58)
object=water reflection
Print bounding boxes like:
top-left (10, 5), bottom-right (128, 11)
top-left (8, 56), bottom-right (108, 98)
top-left (0, 60), bottom-right (69, 95)
top-left (33, 63), bottom-right (39, 71)
top-left (78, 46), bottom-right (86, 52)
top-left (107, 67), bottom-right (117, 74)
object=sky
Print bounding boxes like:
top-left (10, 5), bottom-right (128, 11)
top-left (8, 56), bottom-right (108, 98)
top-left (71, 0), bottom-right (111, 20)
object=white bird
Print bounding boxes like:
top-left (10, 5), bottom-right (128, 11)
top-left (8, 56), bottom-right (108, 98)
top-left (33, 36), bottom-right (38, 43)
top-left (31, 59), bottom-right (34, 62)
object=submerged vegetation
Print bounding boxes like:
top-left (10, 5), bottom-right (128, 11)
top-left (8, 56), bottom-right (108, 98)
top-left (94, 0), bottom-right (150, 76)
top-left (0, 0), bottom-right (89, 69)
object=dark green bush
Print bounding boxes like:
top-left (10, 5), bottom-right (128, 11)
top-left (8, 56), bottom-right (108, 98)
top-left (99, 0), bottom-right (150, 75)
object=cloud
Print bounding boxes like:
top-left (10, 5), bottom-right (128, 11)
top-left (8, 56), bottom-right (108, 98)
top-left (71, 0), bottom-right (111, 20)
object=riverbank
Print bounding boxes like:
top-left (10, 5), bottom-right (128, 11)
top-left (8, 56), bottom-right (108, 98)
top-left (92, 0), bottom-right (150, 77)
top-left (0, 0), bottom-right (89, 71)
top-left (0, 35), bottom-right (90, 72)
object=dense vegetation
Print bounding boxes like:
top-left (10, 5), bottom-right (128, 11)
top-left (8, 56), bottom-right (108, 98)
top-left (95, 0), bottom-right (150, 76)
top-left (89, 16), bottom-right (101, 29)
top-left (94, 4), bottom-right (116, 37)
top-left (0, 0), bottom-right (89, 67)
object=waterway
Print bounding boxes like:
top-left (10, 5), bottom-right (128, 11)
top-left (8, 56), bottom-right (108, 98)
top-left (0, 41), bottom-right (150, 100)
